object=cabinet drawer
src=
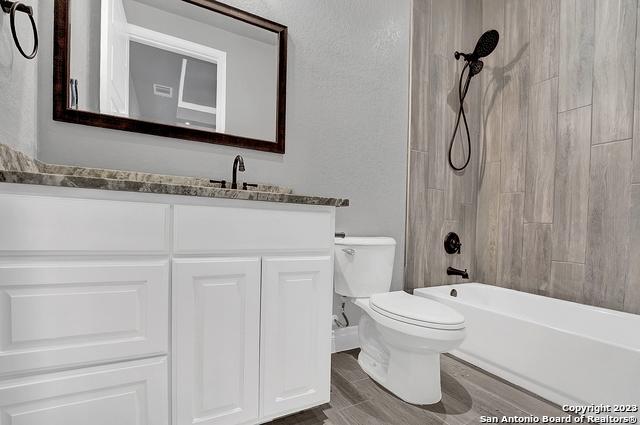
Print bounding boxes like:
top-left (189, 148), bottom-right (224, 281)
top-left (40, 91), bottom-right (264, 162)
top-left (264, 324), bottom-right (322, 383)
top-left (0, 194), bottom-right (169, 253)
top-left (0, 357), bottom-right (168, 425)
top-left (0, 261), bottom-right (169, 376)
top-left (173, 204), bottom-right (333, 253)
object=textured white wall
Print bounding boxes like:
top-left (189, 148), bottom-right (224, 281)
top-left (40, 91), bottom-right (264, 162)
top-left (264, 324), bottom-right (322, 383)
top-left (36, 1), bottom-right (411, 291)
top-left (0, 0), bottom-right (37, 156)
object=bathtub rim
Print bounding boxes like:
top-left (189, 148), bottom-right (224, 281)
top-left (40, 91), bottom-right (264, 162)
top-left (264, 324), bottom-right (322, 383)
top-left (414, 283), bottom-right (640, 353)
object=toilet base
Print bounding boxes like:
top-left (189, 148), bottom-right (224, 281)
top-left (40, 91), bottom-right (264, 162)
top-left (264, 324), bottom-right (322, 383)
top-left (358, 348), bottom-right (442, 405)
top-left (357, 314), bottom-right (444, 405)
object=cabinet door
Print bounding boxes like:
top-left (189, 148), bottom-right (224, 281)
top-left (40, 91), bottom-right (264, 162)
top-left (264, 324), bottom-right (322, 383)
top-left (260, 256), bottom-right (332, 420)
top-left (173, 258), bottom-right (261, 425)
top-left (0, 357), bottom-right (168, 425)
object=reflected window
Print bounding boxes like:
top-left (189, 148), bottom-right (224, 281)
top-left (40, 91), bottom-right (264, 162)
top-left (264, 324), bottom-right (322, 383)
top-left (127, 38), bottom-right (226, 132)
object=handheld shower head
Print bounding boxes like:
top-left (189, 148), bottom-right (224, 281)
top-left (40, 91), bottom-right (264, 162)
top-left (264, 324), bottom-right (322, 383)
top-left (448, 30), bottom-right (499, 172)
top-left (454, 29), bottom-right (500, 64)
top-left (469, 60), bottom-right (484, 77)
top-left (472, 29), bottom-right (499, 59)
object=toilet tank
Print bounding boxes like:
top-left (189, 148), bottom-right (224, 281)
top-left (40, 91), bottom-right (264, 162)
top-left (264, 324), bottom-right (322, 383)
top-left (334, 237), bottom-right (396, 298)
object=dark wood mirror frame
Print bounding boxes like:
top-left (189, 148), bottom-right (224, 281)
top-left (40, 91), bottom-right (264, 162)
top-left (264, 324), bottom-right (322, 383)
top-left (53, 0), bottom-right (287, 153)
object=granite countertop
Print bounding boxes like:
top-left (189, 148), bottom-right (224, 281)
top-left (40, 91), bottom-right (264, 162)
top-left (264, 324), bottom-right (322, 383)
top-left (0, 144), bottom-right (349, 207)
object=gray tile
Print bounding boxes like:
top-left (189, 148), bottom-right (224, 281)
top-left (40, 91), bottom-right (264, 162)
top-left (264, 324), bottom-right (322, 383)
top-left (475, 162), bottom-right (501, 284)
top-left (426, 190), bottom-right (447, 286)
top-left (408, 186), bottom-right (446, 288)
top-left (500, 0), bottom-right (530, 193)
top-left (550, 262), bottom-right (585, 304)
top-left (585, 141), bottom-right (632, 311)
top-left (268, 405), bottom-right (340, 425)
top-left (335, 400), bottom-right (403, 425)
top-left (592, 0), bottom-right (637, 145)
top-left (350, 379), bottom-right (452, 425)
top-left (634, 3), bottom-right (640, 184)
top-left (406, 151), bottom-right (429, 290)
top-left (331, 351), bottom-right (368, 383)
top-left (445, 164), bottom-right (466, 222)
top-left (479, 0), bottom-right (505, 165)
top-left (558, 0), bottom-right (594, 112)
top-left (500, 60), bottom-right (529, 193)
top-left (625, 185), bottom-right (640, 313)
top-left (439, 370), bottom-right (532, 421)
top-left (410, 0), bottom-right (431, 152)
top-left (530, 0), bottom-right (560, 84)
top-left (329, 370), bottom-right (368, 411)
top-left (497, 193), bottom-right (524, 289)
top-left (426, 55), bottom-right (455, 190)
top-left (461, 0), bottom-right (482, 55)
top-left (504, 0), bottom-right (531, 63)
top-left (430, 0), bottom-right (461, 57)
top-left (441, 356), bottom-right (567, 418)
top-left (463, 204), bottom-right (477, 279)
top-left (525, 78), bottom-right (558, 224)
top-left (522, 224), bottom-right (553, 295)
top-left (460, 0), bottom-right (482, 205)
top-left (552, 106), bottom-right (591, 263)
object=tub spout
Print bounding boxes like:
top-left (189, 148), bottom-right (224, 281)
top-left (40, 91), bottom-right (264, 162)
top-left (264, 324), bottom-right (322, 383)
top-left (447, 267), bottom-right (469, 279)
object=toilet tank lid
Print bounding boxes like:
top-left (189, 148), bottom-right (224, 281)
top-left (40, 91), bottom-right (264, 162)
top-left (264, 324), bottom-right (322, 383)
top-left (335, 237), bottom-right (396, 246)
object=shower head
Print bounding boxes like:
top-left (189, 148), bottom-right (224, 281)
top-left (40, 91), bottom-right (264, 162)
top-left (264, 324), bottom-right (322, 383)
top-left (454, 29), bottom-right (500, 63)
top-left (472, 29), bottom-right (499, 60)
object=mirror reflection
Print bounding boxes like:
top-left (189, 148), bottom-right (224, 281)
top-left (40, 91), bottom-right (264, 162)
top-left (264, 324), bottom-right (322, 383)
top-left (68, 0), bottom-right (279, 142)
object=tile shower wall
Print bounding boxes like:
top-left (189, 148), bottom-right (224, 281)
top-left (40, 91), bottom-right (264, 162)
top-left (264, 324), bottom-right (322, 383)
top-left (406, 0), bottom-right (481, 290)
top-left (475, 0), bottom-right (640, 314)
top-left (408, 0), bottom-right (640, 314)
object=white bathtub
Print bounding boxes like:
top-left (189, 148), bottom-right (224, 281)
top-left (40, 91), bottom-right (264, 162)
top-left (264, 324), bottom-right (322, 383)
top-left (414, 283), bottom-right (640, 411)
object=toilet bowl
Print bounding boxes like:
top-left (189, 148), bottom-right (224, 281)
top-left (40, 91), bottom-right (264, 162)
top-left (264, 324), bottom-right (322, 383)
top-left (334, 237), bottom-right (466, 405)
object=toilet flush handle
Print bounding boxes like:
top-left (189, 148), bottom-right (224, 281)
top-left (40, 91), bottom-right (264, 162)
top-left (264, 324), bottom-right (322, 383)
top-left (342, 248), bottom-right (356, 256)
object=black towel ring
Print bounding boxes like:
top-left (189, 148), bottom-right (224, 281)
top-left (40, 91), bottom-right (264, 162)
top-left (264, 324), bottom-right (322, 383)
top-left (1, 0), bottom-right (38, 60)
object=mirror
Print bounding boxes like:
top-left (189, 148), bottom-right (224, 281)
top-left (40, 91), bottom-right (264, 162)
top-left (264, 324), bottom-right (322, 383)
top-left (53, 0), bottom-right (287, 153)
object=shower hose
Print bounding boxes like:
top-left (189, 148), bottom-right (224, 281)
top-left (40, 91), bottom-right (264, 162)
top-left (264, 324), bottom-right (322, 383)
top-left (448, 61), bottom-right (473, 171)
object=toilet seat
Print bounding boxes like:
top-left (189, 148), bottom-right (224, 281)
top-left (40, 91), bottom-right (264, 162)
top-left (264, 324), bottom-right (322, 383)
top-left (369, 291), bottom-right (465, 330)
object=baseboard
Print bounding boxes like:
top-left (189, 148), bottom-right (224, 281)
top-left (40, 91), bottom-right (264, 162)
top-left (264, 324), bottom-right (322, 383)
top-left (331, 325), bottom-right (359, 353)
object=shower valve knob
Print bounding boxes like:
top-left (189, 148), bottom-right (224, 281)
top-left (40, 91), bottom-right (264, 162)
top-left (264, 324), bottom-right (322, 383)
top-left (444, 232), bottom-right (462, 254)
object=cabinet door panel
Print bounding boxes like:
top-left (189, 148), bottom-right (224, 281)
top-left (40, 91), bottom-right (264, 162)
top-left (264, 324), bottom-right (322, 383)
top-left (260, 256), bottom-right (332, 419)
top-left (0, 261), bottom-right (169, 377)
top-left (173, 258), bottom-right (260, 425)
top-left (0, 357), bottom-right (168, 425)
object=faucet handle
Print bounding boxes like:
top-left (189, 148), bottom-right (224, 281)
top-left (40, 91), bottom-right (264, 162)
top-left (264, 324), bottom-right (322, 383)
top-left (242, 182), bottom-right (259, 191)
top-left (209, 179), bottom-right (227, 188)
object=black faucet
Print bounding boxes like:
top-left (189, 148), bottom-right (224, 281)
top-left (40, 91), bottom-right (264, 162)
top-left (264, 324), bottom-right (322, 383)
top-left (447, 267), bottom-right (469, 279)
top-left (232, 155), bottom-right (245, 189)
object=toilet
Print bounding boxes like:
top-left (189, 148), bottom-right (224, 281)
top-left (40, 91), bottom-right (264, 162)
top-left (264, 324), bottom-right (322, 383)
top-left (334, 236), bottom-right (466, 405)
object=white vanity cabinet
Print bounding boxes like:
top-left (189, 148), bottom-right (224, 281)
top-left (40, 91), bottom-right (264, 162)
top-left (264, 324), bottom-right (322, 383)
top-left (171, 204), bottom-right (334, 425)
top-left (0, 190), bottom-right (171, 425)
top-left (0, 185), bottom-right (336, 425)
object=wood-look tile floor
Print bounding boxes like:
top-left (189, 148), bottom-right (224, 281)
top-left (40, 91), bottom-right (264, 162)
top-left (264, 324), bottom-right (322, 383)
top-left (268, 350), bottom-right (568, 425)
